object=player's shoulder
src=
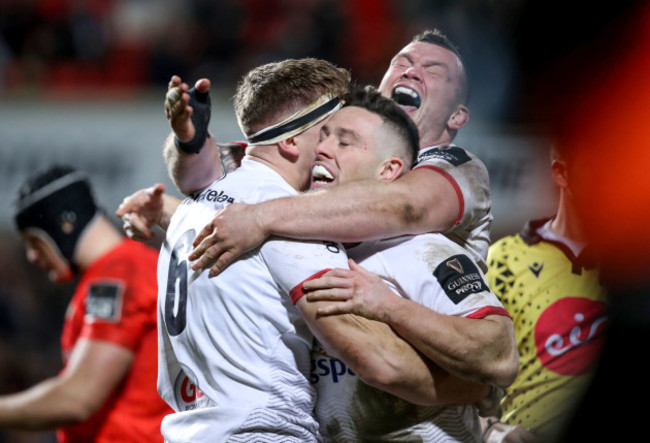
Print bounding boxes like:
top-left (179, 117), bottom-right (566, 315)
top-left (490, 233), bottom-right (527, 251)
top-left (113, 238), bottom-right (159, 263)
top-left (490, 218), bottom-right (564, 260)
top-left (193, 160), bottom-right (296, 205)
top-left (415, 144), bottom-right (484, 167)
top-left (487, 230), bottom-right (561, 282)
top-left (410, 232), bottom-right (485, 273)
top-left (86, 239), bottom-right (158, 282)
top-left (425, 231), bottom-right (477, 257)
top-left (371, 232), bottom-right (464, 258)
top-left (431, 250), bottom-right (491, 305)
top-left (488, 234), bottom-right (529, 262)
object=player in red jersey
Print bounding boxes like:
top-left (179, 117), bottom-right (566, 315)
top-left (1, 165), bottom-right (171, 442)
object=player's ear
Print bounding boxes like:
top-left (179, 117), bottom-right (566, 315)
top-left (278, 137), bottom-right (300, 160)
top-left (551, 158), bottom-right (569, 189)
top-left (376, 157), bottom-right (404, 182)
top-left (448, 104), bottom-right (469, 130)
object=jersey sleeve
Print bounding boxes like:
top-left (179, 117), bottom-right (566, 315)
top-left (387, 238), bottom-right (509, 320)
top-left (432, 253), bottom-right (510, 319)
top-left (262, 237), bottom-right (350, 304)
top-left (78, 258), bottom-right (156, 351)
top-left (414, 146), bottom-right (493, 270)
top-left (415, 146), bottom-right (491, 228)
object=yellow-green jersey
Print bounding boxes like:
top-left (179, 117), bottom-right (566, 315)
top-left (486, 218), bottom-right (608, 440)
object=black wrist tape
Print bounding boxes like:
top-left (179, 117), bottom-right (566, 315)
top-left (175, 86), bottom-right (212, 154)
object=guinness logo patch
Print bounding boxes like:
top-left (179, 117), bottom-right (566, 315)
top-left (446, 258), bottom-right (464, 273)
top-left (434, 254), bottom-right (487, 304)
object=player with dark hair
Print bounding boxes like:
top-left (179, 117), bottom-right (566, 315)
top-left (305, 85), bottom-right (513, 441)
top-left (145, 28), bottom-right (511, 389)
top-left (152, 57), bottom-right (510, 441)
top-left (119, 29), bottom-right (516, 397)
top-left (185, 27), bottom-right (489, 275)
top-left (121, 73), bottom-right (516, 439)
top-left (1, 165), bottom-right (171, 442)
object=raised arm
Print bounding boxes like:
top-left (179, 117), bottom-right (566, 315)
top-left (304, 260), bottom-right (519, 389)
top-left (163, 75), bottom-right (223, 195)
top-left (190, 167), bottom-right (458, 274)
top-left (0, 339), bottom-right (133, 430)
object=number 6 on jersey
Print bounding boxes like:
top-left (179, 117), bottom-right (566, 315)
top-left (164, 230), bottom-right (196, 336)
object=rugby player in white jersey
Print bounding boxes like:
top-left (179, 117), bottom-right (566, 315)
top-left (155, 59), bottom-right (349, 442)
top-left (304, 85), bottom-right (513, 441)
top-left (186, 29), bottom-right (492, 276)
top-left (119, 29), bottom-right (516, 392)
top-left (151, 29), bottom-right (517, 391)
top-left (154, 59), bottom-right (499, 442)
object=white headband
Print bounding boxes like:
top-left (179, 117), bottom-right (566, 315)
top-left (246, 94), bottom-right (343, 146)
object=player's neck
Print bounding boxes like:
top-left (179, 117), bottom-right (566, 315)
top-left (248, 150), bottom-right (310, 192)
top-left (549, 194), bottom-right (585, 244)
top-left (418, 125), bottom-right (454, 150)
top-left (73, 216), bottom-right (123, 270)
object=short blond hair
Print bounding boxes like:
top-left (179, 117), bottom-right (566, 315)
top-left (234, 58), bottom-right (350, 136)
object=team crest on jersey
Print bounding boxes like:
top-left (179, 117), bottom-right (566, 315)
top-left (416, 145), bottom-right (471, 167)
top-left (434, 254), bottom-right (487, 304)
top-left (85, 281), bottom-right (124, 322)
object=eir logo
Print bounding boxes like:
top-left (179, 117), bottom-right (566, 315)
top-left (535, 298), bottom-right (608, 376)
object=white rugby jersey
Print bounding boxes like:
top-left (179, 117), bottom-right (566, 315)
top-left (414, 144), bottom-right (493, 272)
top-left (157, 159), bottom-right (349, 442)
top-left (313, 234), bottom-right (509, 442)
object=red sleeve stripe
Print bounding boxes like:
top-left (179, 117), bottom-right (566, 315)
top-left (414, 164), bottom-right (464, 225)
top-left (465, 306), bottom-right (511, 320)
top-left (289, 269), bottom-right (332, 305)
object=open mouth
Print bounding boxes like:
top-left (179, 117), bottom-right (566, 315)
top-left (312, 164), bottom-right (335, 185)
top-left (392, 86), bottom-right (421, 109)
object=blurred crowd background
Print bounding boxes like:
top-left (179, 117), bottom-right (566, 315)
top-left (0, 1), bottom-right (648, 441)
top-left (0, 0), bottom-right (519, 110)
